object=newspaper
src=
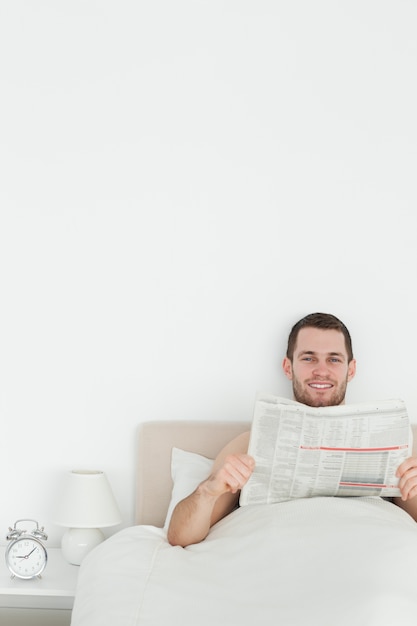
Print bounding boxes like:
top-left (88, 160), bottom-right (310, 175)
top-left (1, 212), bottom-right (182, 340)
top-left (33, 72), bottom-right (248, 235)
top-left (240, 394), bottom-right (412, 506)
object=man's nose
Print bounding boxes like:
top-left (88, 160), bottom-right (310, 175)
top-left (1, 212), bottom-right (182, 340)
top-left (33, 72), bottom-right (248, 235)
top-left (312, 360), bottom-right (329, 376)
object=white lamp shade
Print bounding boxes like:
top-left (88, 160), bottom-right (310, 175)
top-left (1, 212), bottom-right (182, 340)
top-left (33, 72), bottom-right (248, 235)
top-left (55, 470), bottom-right (122, 528)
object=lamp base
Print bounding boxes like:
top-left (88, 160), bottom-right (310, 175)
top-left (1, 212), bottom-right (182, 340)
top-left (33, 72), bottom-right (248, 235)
top-left (61, 528), bottom-right (105, 565)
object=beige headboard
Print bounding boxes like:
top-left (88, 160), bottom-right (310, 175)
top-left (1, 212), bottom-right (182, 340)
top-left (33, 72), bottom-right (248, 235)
top-left (135, 420), bottom-right (250, 528)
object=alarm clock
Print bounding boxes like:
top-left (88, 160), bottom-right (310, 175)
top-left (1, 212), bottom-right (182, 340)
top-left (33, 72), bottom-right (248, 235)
top-left (5, 519), bottom-right (48, 579)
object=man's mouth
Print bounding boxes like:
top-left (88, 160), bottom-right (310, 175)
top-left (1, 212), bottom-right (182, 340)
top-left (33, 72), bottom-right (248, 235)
top-left (308, 382), bottom-right (333, 390)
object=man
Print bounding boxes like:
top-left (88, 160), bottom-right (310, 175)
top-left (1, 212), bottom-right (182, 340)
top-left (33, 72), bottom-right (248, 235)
top-left (167, 312), bottom-right (417, 547)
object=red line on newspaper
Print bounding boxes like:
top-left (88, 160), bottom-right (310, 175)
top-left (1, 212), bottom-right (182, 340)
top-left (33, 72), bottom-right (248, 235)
top-left (299, 445), bottom-right (407, 452)
top-left (339, 482), bottom-right (396, 488)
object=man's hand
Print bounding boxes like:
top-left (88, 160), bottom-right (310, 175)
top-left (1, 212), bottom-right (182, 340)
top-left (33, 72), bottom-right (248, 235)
top-left (396, 457), bottom-right (417, 501)
top-left (202, 454), bottom-right (255, 498)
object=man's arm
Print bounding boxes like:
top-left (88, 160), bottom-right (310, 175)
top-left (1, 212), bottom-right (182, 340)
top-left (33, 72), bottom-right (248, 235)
top-left (167, 432), bottom-right (253, 547)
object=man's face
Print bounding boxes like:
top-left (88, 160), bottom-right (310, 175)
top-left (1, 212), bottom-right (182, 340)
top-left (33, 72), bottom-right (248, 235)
top-left (282, 327), bottom-right (356, 407)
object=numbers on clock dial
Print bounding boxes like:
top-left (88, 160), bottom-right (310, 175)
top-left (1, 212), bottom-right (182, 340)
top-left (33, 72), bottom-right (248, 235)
top-left (9, 538), bottom-right (46, 576)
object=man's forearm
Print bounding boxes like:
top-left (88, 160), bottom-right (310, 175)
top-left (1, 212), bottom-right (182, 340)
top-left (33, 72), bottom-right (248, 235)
top-left (167, 484), bottom-right (218, 547)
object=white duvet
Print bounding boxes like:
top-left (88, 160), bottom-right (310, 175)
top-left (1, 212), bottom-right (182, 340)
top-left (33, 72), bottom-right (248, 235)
top-left (71, 497), bottom-right (417, 626)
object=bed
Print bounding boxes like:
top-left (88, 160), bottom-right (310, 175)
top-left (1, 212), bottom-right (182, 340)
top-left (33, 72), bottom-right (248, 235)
top-left (71, 420), bottom-right (417, 626)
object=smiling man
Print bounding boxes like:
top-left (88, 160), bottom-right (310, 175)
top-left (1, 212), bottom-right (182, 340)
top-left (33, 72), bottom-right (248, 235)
top-left (282, 313), bottom-right (356, 407)
top-left (167, 312), bottom-right (417, 547)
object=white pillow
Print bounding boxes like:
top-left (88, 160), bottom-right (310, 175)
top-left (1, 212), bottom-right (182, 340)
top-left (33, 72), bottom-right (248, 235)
top-left (163, 448), bottom-right (214, 530)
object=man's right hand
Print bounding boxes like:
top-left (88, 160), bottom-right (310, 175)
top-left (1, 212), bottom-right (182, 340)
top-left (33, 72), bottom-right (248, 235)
top-left (202, 453), bottom-right (255, 497)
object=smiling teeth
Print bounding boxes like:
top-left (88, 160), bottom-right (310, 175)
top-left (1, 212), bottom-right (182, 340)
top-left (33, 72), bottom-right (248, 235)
top-left (310, 383), bottom-right (332, 389)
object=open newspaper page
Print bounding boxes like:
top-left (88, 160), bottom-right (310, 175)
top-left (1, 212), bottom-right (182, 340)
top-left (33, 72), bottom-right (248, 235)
top-left (240, 394), bottom-right (412, 506)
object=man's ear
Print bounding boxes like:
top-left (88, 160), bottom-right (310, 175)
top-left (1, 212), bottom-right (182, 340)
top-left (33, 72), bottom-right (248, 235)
top-left (282, 357), bottom-right (293, 380)
top-left (347, 359), bottom-right (356, 382)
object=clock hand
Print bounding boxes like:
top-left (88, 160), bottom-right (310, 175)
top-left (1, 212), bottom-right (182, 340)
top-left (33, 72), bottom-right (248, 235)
top-left (17, 547), bottom-right (37, 560)
top-left (26, 547), bottom-right (37, 557)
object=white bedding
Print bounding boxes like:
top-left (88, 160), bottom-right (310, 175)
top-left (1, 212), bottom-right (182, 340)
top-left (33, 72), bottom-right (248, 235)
top-left (71, 497), bottom-right (417, 626)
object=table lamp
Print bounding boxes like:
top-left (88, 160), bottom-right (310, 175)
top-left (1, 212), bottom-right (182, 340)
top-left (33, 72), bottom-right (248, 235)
top-left (55, 469), bottom-right (122, 565)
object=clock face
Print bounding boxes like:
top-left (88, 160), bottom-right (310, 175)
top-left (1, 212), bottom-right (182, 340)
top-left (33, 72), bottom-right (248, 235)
top-left (6, 537), bottom-right (47, 579)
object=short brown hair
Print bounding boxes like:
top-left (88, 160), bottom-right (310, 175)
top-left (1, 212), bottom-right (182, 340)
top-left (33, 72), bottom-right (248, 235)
top-left (286, 312), bottom-right (354, 362)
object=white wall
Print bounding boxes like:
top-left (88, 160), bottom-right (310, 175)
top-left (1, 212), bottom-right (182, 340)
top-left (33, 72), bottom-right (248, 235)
top-left (1, 1), bottom-right (416, 547)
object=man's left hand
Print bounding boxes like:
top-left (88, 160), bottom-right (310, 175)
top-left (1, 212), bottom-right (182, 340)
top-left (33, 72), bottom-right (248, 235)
top-left (396, 457), bottom-right (417, 501)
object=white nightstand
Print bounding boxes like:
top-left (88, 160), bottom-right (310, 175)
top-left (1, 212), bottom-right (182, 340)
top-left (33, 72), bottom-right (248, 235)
top-left (0, 547), bottom-right (79, 625)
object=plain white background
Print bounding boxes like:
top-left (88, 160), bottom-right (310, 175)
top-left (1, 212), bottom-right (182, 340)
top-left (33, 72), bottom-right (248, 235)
top-left (0, 1), bottom-right (416, 547)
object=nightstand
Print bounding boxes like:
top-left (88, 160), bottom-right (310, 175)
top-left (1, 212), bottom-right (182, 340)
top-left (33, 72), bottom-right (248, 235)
top-left (0, 546), bottom-right (78, 625)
